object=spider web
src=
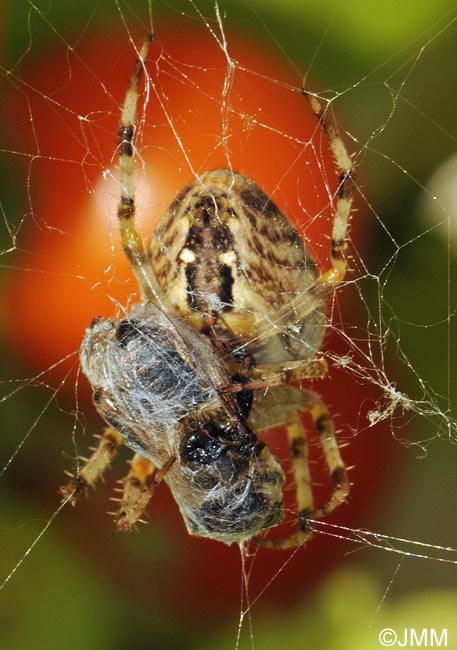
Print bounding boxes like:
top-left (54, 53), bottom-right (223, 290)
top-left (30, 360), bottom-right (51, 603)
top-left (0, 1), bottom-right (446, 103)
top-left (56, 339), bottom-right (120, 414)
top-left (1, 1), bottom-right (457, 648)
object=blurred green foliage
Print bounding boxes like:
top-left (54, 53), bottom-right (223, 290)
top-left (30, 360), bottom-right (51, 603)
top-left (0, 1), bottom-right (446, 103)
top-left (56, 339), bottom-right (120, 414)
top-left (207, 569), bottom-right (457, 650)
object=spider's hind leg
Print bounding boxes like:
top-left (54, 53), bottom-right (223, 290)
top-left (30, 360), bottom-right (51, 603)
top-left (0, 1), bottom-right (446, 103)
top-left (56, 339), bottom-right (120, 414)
top-left (249, 387), bottom-right (350, 550)
top-left (306, 396), bottom-right (351, 520)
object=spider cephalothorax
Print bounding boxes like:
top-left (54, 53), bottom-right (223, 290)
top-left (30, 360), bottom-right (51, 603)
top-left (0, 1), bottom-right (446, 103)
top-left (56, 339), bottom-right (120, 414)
top-left (62, 33), bottom-right (354, 549)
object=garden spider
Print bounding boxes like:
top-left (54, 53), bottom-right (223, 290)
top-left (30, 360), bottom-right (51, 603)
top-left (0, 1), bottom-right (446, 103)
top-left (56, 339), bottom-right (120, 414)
top-left (61, 33), bottom-right (354, 550)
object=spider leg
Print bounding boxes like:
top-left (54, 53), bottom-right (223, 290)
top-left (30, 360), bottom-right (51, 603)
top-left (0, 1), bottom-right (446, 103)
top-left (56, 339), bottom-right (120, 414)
top-left (248, 386), bottom-right (350, 550)
top-left (306, 396), bottom-right (350, 519)
top-left (304, 89), bottom-right (356, 292)
top-left (60, 427), bottom-right (123, 505)
top-left (222, 92), bottom-right (355, 348)
top-left (260, 416), bottom-right (316, 549)
top-left (117, 33), bottom-right (164, 302)
top-left (113, 454), bottom-right (176, 532)
top-left (226, 357), bottom-right (328, 392)
top-left (287, 417), bottom-right (314, 516)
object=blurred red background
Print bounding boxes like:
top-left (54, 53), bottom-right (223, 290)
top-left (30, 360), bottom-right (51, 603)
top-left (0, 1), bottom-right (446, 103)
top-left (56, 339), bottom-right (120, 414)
top-left (2, 17), bottom-right (391, 629)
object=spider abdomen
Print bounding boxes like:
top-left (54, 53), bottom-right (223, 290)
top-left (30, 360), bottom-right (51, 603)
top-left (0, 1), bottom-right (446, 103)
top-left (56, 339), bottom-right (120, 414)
top-left (150, 169), bottom-right (326, 364)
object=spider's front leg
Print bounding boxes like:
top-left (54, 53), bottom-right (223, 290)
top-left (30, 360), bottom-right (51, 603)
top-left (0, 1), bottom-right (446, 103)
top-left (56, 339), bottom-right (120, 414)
top-left (60, 426), bottom-right (175, 531)
top-left (231, 357), bottom-right (329, 390)
top-left (117, 33), bottom-right (166, 303)
top-left (60, 427), bottom-right (123, 505)
top-left (247, 385), bottom-right (350, 550)
top-left (304, 89), bottom-right (356, 294)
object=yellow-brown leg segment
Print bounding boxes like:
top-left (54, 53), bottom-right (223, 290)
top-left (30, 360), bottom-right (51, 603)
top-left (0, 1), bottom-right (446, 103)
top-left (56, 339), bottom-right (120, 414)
top-left (60, 427), bottom-right (123, 505)
top-left (304, 90), bottom-right (355, 293)
top-left (225, 358), bottom-right (328, 394)
top-left (117, 33), bottom-right (163, 301)
top-left (113, 454), bottom-right (176, 532)
top-left (288, 419), bottom-right (314, 516)
top-left (253, 418), bottom-right (315, 550)
top-left (307, 397), bottom-right (350, 519)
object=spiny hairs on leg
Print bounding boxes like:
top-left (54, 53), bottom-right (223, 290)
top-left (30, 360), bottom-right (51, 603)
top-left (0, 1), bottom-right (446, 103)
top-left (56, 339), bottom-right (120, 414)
top-left (60, 426), bottom-right (176, 532)
top-left (60, 428), bottom-right (123, 505)
top-left (113, 454), bottom-right (176, 532)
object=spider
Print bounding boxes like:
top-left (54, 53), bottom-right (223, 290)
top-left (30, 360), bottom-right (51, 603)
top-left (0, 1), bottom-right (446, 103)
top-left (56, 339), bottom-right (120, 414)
top-left (61, 33), bottom-right (354, 550)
